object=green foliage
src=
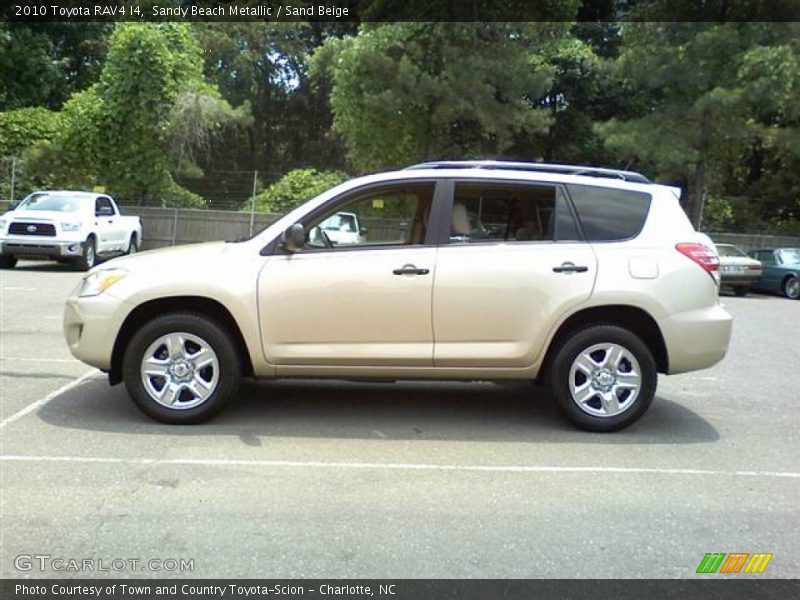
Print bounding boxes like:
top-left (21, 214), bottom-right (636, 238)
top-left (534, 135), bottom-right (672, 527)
top-left (253, 169), bottom-right (347, 213)
top-left (595, 21), bottom-right (800, 226)
top-left (0, 23), bottom-right (109, 111)
top-left (0, 107), bottom-right (60, 157)
top-left (701, 196), bottom-right (735, 231)
top-left (30, 23), bottom-right (246, 205)
top-left (314, 23), bottom-right (572, 172)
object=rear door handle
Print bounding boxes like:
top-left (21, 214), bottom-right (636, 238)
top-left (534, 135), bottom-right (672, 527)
top-left (393, 264), bottom-right (430, 276)
top-left (553, 262), bottom-right (588, 274)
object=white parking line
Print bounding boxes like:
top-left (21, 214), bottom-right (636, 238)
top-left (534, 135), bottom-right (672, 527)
top-left (0, 357), bottom-right (80, 363)
top-left (0, 455), bottom-right (798, 479)
top-left (0, 369), bottom-right (99, 430)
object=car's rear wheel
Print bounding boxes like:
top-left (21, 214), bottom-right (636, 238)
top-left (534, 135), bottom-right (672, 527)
top-left (126, 234), bottom-right (138, 255)
top-left (122, 312), bottom-right (241, 424)
top-left (783, 276), bottom-right (800, 300)
top-left (0, 255), bottom-right (16, 269)
top-left (548, 325), bottom-right (657, 432)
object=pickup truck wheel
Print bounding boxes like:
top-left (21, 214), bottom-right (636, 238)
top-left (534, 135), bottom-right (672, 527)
top-left (74, 237), bottom-right (96, 271)
top-left (122, 312), bottom-right (241, 424)
top-left (0, 255), bottom-right (16, 269)
top-left (784, 276), bottom-right (800, 300)
top-left (126, 234), bottom-right (138, 255)
top-left (549, 325), bottom-right (657, 432)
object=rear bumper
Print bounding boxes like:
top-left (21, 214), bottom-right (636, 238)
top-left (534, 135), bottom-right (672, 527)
top-left (0, 239), bottom-right (84, 259)
top-left (663, 303), bottom-right (733, 374)
top-left (720, 272), bottom-right (760, 287)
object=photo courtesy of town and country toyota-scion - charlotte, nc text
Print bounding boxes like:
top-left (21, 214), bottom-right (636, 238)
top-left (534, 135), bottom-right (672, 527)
top-left (12, 4), bottom-right (352, 18)
top-left (14, 584), bottom-right (392, 597)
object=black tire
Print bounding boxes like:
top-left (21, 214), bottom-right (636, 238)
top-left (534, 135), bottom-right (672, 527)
top-left (548, 325), bottom-right (657, 432)
top-left (0, 255), bottom-right (17, 269)
top-left (74, 236), bottom-right (96, 271)
top-left (783, 276), bottom-right (800, 300)
top-left (122, 312), bottom-right (242, 424)
top-left (733, 287), bottom-right (748, 297)
top-left (126, 233), bottom-right (138, 255)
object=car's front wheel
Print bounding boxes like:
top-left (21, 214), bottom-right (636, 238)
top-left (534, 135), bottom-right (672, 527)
top-left (74, 236), bottom-right (96, 271)
top-left (783, 276), bottom-right (800, 300)
top-left (0, 255), bottom-right (17, 269)
top-left (549, 325), bottom-right (657, 432)
top-left (122, 312), bottom-right (242, 424)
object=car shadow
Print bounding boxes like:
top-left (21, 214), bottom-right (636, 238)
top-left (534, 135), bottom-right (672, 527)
top-left (35, 377), bottom-right (719, 445)
top-left (8, 260), bottom-right (80, 273)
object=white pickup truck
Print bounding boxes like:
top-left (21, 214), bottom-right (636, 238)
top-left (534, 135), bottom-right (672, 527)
top-left (0, 190), bottom-right (142, 270)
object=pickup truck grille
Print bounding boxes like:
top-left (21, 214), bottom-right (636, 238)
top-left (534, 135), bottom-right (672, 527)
top-left (8, 222), bottom-right (57, 237)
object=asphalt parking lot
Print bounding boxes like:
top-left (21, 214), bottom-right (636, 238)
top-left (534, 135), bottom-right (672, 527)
top-left (1, 260), bottom-right (798, 579)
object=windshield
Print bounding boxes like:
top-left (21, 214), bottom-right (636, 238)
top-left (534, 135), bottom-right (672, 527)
top-left (777, 248), bottom-right (800, 264)
top-left (716, 244), bottom-right (747, 258)
top-left (17, 194), bottom-right (87, 212)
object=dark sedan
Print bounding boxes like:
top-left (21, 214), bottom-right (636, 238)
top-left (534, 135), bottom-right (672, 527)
top-left (748, 248), bottom-right (800, 299)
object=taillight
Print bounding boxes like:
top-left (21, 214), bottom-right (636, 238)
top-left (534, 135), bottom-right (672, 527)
top-left (676, 243), bottom-right (720, 279)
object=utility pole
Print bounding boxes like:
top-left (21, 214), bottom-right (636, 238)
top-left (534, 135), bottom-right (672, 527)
top-left (9, 157), bottom-right (16, 205)
top-left (249, 170), bottom-right (258, 237)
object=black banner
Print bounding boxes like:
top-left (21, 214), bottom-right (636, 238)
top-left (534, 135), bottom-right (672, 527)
top-left (3, 0), bottom-right (800, 23)
top-left (3, 580), bottom-right (800, 600)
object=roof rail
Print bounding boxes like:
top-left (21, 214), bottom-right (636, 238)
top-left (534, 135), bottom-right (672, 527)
top-left (404, 160), bottom-right (651, 184)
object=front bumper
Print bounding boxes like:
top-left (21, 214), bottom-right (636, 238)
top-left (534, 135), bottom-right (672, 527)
top-left (63, 290), bottom-right (128, 371)
top-left (0, 238), bottom-right (84, 258)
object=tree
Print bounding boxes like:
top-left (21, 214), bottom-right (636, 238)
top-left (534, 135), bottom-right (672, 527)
top-left (48, 23), bottom-right (246, 205)
top-left (252, 168), bottom-right (347, 213)
top-left (313, 22), bottom-right (576, 172)
top-left (0, 23), bottom-right (110, 111)
top-left (595, 21), bottom-right (800, 227)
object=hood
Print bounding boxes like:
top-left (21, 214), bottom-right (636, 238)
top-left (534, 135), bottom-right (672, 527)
top-left (4, 209), bottom-right (84, 222)
top-left (97, 241), bottom-right (229, 272)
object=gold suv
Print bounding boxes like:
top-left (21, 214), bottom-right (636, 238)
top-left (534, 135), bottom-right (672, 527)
top-left (64, 161), bottom-right (733, 431)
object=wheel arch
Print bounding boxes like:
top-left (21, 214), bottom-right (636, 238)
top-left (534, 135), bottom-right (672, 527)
top-left (109, 296), bottom-right (254, 385)
top-left (538, 304), bottom-right (669, 381)
top-left (781, 271), bottom-right (799, 290)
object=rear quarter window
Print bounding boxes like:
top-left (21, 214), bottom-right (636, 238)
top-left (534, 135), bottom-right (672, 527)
top-left (566, 184), bottom-right (652, 242)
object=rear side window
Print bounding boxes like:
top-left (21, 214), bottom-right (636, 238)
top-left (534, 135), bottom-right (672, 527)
top-left (567, 184), bottom-right (651, 242)
top-left (450, 182), bottom-right (580, 243)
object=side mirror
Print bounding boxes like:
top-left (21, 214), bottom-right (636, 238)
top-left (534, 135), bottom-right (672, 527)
top-left (282, 223), bottom-right (306, 253)
top-left (360, 226), bottom-right (368, 235)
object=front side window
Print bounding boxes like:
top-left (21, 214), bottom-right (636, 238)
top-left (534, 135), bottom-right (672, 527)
top-left (305, 183), bottom-right (434, 250)
top-left (449, 182), bottom-right (578, 243)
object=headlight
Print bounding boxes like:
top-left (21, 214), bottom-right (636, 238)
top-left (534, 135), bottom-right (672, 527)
top-left (79, 269), bottom-right (127, 297)
top-left (61, 222), bottom-right (82, 232)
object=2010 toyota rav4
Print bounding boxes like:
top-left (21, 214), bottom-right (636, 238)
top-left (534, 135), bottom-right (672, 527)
top-left (63, 161), bottom-right (733, 431)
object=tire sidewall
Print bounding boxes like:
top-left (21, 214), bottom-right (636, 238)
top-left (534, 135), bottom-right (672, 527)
top-left (122, 313), bottom-right (241, 424)
top-left (75, 237), bottom-right (96, 271)
top-left (785, 276), bottom-right (800, 300)
top-left (549, 325), bottom-right (657, 432)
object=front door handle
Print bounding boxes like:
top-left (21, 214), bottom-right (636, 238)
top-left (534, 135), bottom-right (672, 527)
top-left (393, 264), bottom-right (430, 276)
top-left (553, 262), bottom-right (589, 274)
